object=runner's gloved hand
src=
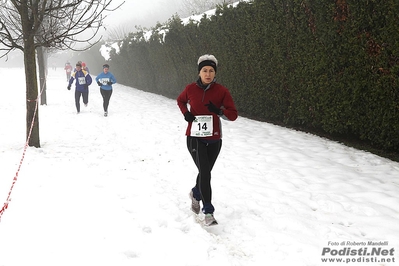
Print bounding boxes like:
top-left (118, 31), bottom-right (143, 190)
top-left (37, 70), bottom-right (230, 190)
top-left (184, 111), bottom-right (196, 122)
top-left (107, 81), bottom-right (112, 85)
top-left (97, 81), bottom-right (101, 86)
top-left (67, 85), bottom-right (71, 90)
top-left (205, 101), bottom-right (223, 115)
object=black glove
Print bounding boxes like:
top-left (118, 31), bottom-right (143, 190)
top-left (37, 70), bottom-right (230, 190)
top-left (97, 81), bottom-right (101, 86)
top-left (184, 111), bottom-right (196, 122)
top-left (67, 85), bottom-right (71, 90)
top-left (107, 81), bottom-right (112, 85)
top-left (205, 101), bottom-right (223, 115)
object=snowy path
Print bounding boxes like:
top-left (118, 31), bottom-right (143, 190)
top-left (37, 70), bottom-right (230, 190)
top-left (0, 68), bottom-right (398, 266)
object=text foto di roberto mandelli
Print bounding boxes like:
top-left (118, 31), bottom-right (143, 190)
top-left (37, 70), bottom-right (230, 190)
top-left (328, 240), bottom-right (390, 246)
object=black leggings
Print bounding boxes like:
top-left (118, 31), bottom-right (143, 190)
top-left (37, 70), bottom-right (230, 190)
top-left (75, 90), bottom-right (88, 112)
top-left (187, 136), bottom-right (222, 208)
top-left (100, 88), bottom-right (113, 112)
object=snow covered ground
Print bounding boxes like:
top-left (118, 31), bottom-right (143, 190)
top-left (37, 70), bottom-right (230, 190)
top-left (0, 67), bottom-right (398, 266)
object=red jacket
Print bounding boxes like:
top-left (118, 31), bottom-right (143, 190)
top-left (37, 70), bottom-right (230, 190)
top-left (177, 81), bottom-right (238, 140)
top-left (64, 64), bottom-right (72, 73)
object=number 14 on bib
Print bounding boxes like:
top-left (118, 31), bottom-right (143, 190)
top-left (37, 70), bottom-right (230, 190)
top-left (190, 115), bottom-right (213, 137)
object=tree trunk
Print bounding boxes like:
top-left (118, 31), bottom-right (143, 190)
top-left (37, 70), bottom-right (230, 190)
top-left (24, 37), bottom-right (41, 148)
top-left (37, 46), bottom-right (47, 105)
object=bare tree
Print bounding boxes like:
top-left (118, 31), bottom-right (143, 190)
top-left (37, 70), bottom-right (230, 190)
top-left (105, 24), bottom-right (131, 41)
top-left (0, 0), bottom-right (124, 148)
top-left (37, 46), bottom-right (48, 105)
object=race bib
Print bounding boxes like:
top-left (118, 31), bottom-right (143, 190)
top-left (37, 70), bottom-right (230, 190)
top-left (78, 77), bottom-right (86, 85)
top-left (190, 115), bottom-right (213, 137)
top-left (100, 78), bottom-right (110, 85)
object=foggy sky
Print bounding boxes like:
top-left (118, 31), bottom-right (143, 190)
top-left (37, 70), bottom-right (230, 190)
top-left (103, 0), bottom-right (184, 31)
top-left (0, 0), bottom-right (185, 66)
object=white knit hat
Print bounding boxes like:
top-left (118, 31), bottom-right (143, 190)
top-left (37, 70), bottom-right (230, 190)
top-left (197, 54), bottom-right (218, 72)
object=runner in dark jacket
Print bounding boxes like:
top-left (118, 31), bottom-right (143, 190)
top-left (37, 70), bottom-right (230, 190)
top-left (177, 54), bottom-right (238, 226)
top-left (67, 62), bottom-right (92, 114)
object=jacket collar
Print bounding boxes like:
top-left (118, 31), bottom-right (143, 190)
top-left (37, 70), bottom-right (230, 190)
top-left (196, 77), bottom-right (216, 90)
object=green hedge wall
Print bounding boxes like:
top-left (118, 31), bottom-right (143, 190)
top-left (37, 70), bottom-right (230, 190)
top-left (107, 0), bottom-right (399, 153)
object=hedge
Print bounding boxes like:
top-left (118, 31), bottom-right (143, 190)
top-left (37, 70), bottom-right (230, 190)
top-left (103, 0), bottom-right (399, 154)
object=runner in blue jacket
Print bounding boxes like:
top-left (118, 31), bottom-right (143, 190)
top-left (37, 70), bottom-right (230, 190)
top-left (95, 64), bottom-right (117, 117)
top-left (67, 62), bottom-right (92, 114)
